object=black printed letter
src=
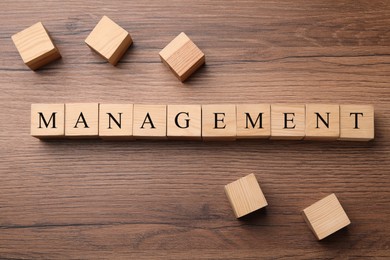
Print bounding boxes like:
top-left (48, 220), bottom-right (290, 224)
top-left (141, 113), bottom-right (156, 129)
top-left (38, 112), bottom-right (57, 128)
top-left (74, 113), bottom-right (89, 128)
top-left (245, 113), bottom-right (263, 129)
top-left (350, 113), bottom-right (364, 129)
top-left (214, 113), bottom-right (226, 129)
top-left (107, 113), bottom-right (122, 129)
top-left (283, 113), bottom-right (296, 129)
top-left (175, 112), bottom-right (190, 129)
top-left (315, 112), bottom-right (330, 128)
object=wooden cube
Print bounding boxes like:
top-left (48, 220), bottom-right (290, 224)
top-left (12, 22), bottom-right (61, 70)
top-left (202, 105), bottom-right (236, 141)
top-left (65, 103), bottom-right (99, 138)
top-left (133, 105), bottom-right (167, 139)
top-left (271, 104), bottom-right (305, 140)
top-left (236, 104), bottom-right (270, 139)
top-left (339, 105), bottom-right (374, 141)
top-left (302, 193), bottom-right (351, 240)
top-left (85, 16), bottom-right (132, 65)
top-left (159, 32), bottom-right (205, 82)
top-left (31, 104), bottom-right (65, 139)
top-left (167, 105), bottom-right (202, 140)
top-left (305, 104), bottom-right (340, 140)
top-left (99, 104), bottom-right (133, 140)
top-left (224, 173), bottom-right (268, 218)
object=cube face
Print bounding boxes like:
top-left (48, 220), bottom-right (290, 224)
top-left (159, 32), bottom-right (205, 82)
top-left (99, 104), bottom-right (133, 140)
top-left (302, 194), bottom-right (351, 240)
top-left (339, 105), bottom-right (374, 141)
top-left (236, 104), bottom-right (270, 139)
top-left (271, 105), bottom-right (305, 140)
top-left (31, 104), bottom-right (65, 138)
top-left (305, 104), bottom-right (340, 140)
top-left (12, 22), bottom-right (61, 70)
top-left (224, 173), bottom-right (268, 218)
top-left (202, 105), bottom-right (236, 141)
top-left (65, 103), bottom-right (99, 137)
top-left (85, 16), bottom-right (132, 65)
top-left (167, 105), bottom-right (202, 140)
top-left (133, 105), bottom-right (167, 139)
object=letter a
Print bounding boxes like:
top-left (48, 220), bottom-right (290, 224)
top-left (141, 113), bottom-right (156, 129)
top-left (74, 113), bottom-right (89, 128)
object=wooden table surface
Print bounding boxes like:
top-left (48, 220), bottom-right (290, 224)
top-left (0, 1), bottom-right (389, 259)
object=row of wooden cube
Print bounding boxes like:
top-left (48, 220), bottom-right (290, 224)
top-left (225, 174), bottom-right (351, 240)
top-left (31, 103), bottom-right (374, 141)
top-left (12, 17), bottom-right (205, 81)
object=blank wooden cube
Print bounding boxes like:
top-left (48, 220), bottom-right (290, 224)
top-left (202, 105), bottom-right (236, 141)
top-left (236, 104), bottom-right (270, 139)
top-left (133, 105), bottom-right (167, 139)
top-left (85, 16), bottom-right (132, 65)
top-left (31, 104), bottom-right (65, 139)
top-left (12, 22), bottom-right (61, 70)
top-left (305, 104), bottom-right (340, 140)
top-left (224, 173), bottom-right (268, 218)
top-left (339, 105), bottom-right (374, 141)
top-left (167, 105), bottom-right (202, 140)
top-left (159, 32), bottom-right (205, 82)
top-left (302, 193), bottom-right (351, 240)
top-left (271, 104), bottom-right (305, 140)
top-left (65, 103), bottom-right (99, 138)
top-left (99, 104), bottom-right (133, 140)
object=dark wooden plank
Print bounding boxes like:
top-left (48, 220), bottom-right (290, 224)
top-left (0, 0), bottom-right (389, 259)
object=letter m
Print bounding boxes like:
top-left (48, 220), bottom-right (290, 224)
top-left (38, 112), bottom-right (57, 128)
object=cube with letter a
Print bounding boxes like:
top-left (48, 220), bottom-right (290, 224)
top-left (65, 103), bottom-right (99, 138)
top-left (339, 105), bottom-right (374, 141)
top-left (133, 105), bottom-right (167, 139)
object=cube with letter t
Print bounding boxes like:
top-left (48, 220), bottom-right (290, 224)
top-left (339, 105), bottom-right (374, 141)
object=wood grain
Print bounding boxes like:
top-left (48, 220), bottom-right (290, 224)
top-left (302, 193), bottom-right (351, 240)
top-left (224, 173), bottom-right (268, 218)
top-left (0, 0), bottom-right (389, 259)
top-left (11, 22), bottom-right (61, 70)
top-left (84, 15), bottom-right (133, 66)
top-left (159, 32), bottom-right (205, 82)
